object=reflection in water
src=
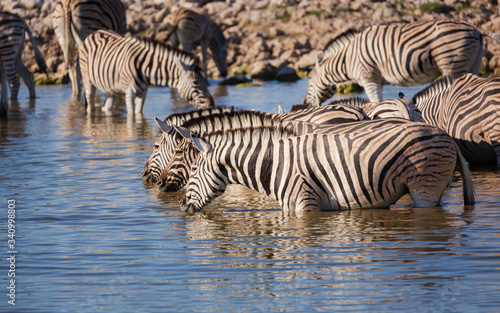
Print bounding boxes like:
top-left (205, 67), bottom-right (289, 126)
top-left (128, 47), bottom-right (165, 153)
top-left (1, 83), bottom-right (499, 312)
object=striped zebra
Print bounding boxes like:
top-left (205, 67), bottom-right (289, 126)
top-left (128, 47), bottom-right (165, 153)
top-left (0, 11), bottom-right (48, 99)
top-left (53, 0), bottom-right (127, 98)
top-left (411, 73), bottom-right (500, 167)
top-left (143, 104), bottom-right (369, 184)
top-left (343, 96), bottom-right (423, 121)
top-left (304, 19), bottom-right (499, 105)
top-left (165, 8), bottom-right (230, 80)
top-left (180, 124), bottom-right (474, 212)
top-left (158, 112), bottom-right (416, 193)
top-left (79, 30), bottom-right (214, 114)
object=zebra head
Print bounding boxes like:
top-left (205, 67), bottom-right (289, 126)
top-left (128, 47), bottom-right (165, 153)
top-left (179, 133), bottom-right (227, 213)
top-left (303, 65), bottom-right (336, 107)
top-left (157, 126), bottom-right (200, 192)
top-left (175, 58), bottom-right (214, 109)
top-left (398, 91), bottom-right (424, 122)
top-left (142, 117), bottom-right (182, 183)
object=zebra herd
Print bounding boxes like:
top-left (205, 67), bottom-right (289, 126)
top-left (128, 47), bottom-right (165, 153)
top-left (1, 1), bottom-right (499, 211)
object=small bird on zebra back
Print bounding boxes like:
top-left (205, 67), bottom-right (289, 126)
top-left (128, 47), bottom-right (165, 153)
top-left (53, 0), bottom-right (127, 99)
top-left (410, 73), bottom-right (500, 168)
top-left (165, 8), bottom-right (230, 81)
top-left (79, 30), bottom-right (214, 115)
top-left (0, 11), bottom-right (48, 100)
top-left (304, 19), bottom-right (500, 106)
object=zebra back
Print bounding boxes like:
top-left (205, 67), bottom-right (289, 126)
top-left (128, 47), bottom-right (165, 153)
top-left (360, 98), bottom-right (424, 121)
top-left (278, 102), bottom-right (369, 124)
top-left (317, 28), bottom-right (360, 67)
top-left (412, 74), bottom-right (463, 104)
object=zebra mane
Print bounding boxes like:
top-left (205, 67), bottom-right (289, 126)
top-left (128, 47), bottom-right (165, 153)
top-left (134, 36), bottom-right (202, 66)
top-left (326, 97), bottom-right (370, 108)
top-left (164, 106), bottom-right (235, 125)
top-left (412, 74), bottom-right (463, 104)
top-left (181, 110), bottom-right (279, 130)
top-left (202, 125), bottom-right (297, 144)
top-left (318, 28), bottom-right (360, 65)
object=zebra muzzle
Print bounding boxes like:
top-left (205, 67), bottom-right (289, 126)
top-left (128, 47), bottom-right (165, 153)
top-left (181, 203), bottom-right (197, 213)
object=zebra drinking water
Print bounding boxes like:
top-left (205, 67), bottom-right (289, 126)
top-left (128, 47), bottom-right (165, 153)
top-left (165, 8), bottom-right (230, 80)
top-left (411, 73), bottom-right (500, 167)
top-left (180, 124), bottom-right (474, 212)
top-left (79, 30), bottom-right (214, 115)
top-left (0, 11), bottom-right (48, 100)
top-left (304, 19), bottom-right (499, 105)
top-left (53, 0), bottom-right (127, 98)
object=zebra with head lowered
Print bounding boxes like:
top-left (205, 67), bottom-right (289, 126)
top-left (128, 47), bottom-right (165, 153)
top-left (0, 11), bottom-right (48, 100)
top-left (79, 30), bottom-right (214, 115)
top-left (304, 19), bottom-right (499, 105)
top-left (165, 8), bottom-right (230, 80)
top-left (332, 97), bottom-right (423, 121)
top-left (180, 124), bottom-right (474, 212)
top-left (53, 0), bottom-right (127, 98)
top-left (142, 104), bottom-right (369, 185)
top-left (411, 73), bottom-right (500, 167)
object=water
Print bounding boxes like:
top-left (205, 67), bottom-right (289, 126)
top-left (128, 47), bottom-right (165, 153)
top-left (1, 80), bottom-right (499, 312)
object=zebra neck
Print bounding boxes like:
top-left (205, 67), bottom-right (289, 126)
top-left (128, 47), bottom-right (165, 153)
top-left (414, 91), bottom-right (446, 127)
top-left (325, 47), bottom-right (351, 83)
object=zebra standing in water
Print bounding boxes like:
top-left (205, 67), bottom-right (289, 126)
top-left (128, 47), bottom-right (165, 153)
top-left (0, 11), bottom-right (48, 99)
top-left (53, 0), bottom-right (126, 98)
top-left (411, 73), bottom-right (500, 167)
top-left (165, 8), bottom-right (230, 80)
top-left (0, 59), bottom-right (8, 121)
top-left (304, 19), bottom-right (499, 105)
top-left (142, 104), bottom-right (369, 184)
top-left (79, 30), bottom-right (214, 115)
top-left (180, 124), bottom-right (474, 212)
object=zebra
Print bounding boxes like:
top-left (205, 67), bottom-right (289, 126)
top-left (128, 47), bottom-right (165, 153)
top-left (158, 112), bottom-right (417, 193)
top-left (143, 104), bottom-right (369, 184)
top-left (0, 11), bottom-right (48, 99)
top-left (53, 0), bottom-right (127, 98)
top-left (79, 30), bottom-right (214, 115)
top-left (165, 8), bottom-right (230, 80)
top-left (304, 19), bottom-right (500, 105)
top-left (0, 58), bottom-right (8, 121)
top-left (179, 124), bottom-right (474, 212)
top-left (411, 73), bottom-right (500, 167)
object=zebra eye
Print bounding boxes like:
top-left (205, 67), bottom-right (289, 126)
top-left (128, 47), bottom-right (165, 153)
top-left (154, 144), bottom-right (159, 150)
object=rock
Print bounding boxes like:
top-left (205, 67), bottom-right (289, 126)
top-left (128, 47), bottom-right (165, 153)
top-left (295, 50), bottom-right (318, 71)
top-left (20, 0), bottom-right (43, 9)
top-left (219, 76), bottom-right (252, 86)
top-left (276, 66), bottom-right (300, 82)
top-left (250, 61), bottom-right (278, 80)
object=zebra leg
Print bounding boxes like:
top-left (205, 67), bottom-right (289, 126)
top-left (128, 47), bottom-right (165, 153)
top-left (4, 59), bottom-right (20, 100)
top-left (15, 51), bottom-right (35, 98)
top-left (363, 81), bottom-right (383, 103)
top-left (201, 40), bottom-right (209, 82)
top-left (125, 87), bottom-right (136, 114)
top-left (134, 88), bottom-right (148, 114)
top-left (85, 85), bottom-right (96, 114)
top-left (102, 94), bottom-right (116, 112)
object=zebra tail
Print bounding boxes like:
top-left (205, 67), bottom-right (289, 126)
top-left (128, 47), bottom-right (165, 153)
top-left (24, 24), bottom-right (48, 75)
top-left (457, 149), bottom-right (475, 206)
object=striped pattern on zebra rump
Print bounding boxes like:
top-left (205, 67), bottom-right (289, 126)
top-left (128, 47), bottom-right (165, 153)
top-left (180, 124), bottom-right (474, 212)
top-left (142, 107), bottom-right (234, 183)
top-left (165, 8), bottom-right (230, 79)
top-left (146, 105), bottom-right (369, 187)
top-left (304, 19), bottom-right (493, 106)
top-left (79, 30), bottom-right (214, 114)
top-left (412, 73), bottom-right (500, 167)
top-left (53, 0), bottom-right (126, 98)
top-left (0, 11), bottom-right (48, 99)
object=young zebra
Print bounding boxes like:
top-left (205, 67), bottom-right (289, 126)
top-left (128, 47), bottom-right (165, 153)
top-left (0, 11), bottom-right (48, 99)
top-left (143, 104), bottom-right (368, 184)
top-left (165, 8), bottom-right (230, 80)
top-left (160, 117), bottom-right (413, 193)
top-left (412, 73), bottom-right (500, 167)
top-left (304, 19), bottom-right (499, 105)
top-left (180, 124), bottom-right (475, 212)
top-left (79, 30), bottom-right (214, 115)
top-left (53, 0), bottom-right (127, 98)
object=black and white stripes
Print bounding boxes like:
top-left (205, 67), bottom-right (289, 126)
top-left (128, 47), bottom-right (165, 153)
top-left (79, 30), bottom-right (214, 114)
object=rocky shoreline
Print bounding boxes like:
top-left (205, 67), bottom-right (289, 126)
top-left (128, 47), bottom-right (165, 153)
top-left (4, 0), bottom-right (500, 88)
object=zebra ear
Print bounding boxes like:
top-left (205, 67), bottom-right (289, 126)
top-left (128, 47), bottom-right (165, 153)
top-left (175, 58), bottom-right (194, 71)
top-left (316, 51), bottom-right (325, 69)
top-left (191, 136), bottom-right (212, 154)
top-left (278, 105), bottom-right (284, 114)
top-left (172, 125), bottom-right (192, 139)
top-left (155, 116), bottom-right (173, 134)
